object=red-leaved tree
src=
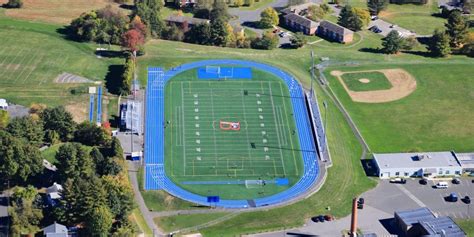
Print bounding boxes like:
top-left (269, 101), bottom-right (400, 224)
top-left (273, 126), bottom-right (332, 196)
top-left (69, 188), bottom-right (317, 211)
top-left (121, 29), bottom-right (145, 54)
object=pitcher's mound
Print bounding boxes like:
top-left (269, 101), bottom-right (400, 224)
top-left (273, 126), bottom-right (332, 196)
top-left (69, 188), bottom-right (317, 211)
top-left (359, 78), bottom-right (370, 83)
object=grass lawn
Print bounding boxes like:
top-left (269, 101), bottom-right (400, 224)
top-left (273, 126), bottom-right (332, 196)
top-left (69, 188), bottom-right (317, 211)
top-left (41, 143), bottom-right (63, 164)
top-left (325, 63), bottom-right (474, 153)
top-left (130, 208), bottom-right (153, 236)
top-left (0, 16), bottom-right (123, 108)
top-left (231, 0), bottom-right (274, 11)
top-left (341, 71), bottom-right (392, 91)
top-left (154, 212), bottom-right (229, 233)
top-left (455, 219), bottom-right (474, 236)
top-left (379, 3), bottom-right (445, 35)
top-left (0, 0), bottom-right (128, 25)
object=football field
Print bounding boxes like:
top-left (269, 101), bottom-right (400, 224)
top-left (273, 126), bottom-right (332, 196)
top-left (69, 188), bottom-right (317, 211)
top-left (164, 69), bottom-right (303, 199)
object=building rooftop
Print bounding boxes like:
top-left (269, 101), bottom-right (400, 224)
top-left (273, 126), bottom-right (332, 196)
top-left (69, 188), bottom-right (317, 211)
top-left (319, 20), bottom-right (354, 36)
top-left (281, 2), bottom-right (318, 15)
top-left (455, 152), bottom-right (474, 169)
top-left (373, 151), bottom-right (461, 169)
top-left (395, 207), bottom-right (436, 226)
top-left (0, 98), bottom-right (7, 108)
top-left (419, 216), bottom-right (466, 237)
top-left (284, 13), bottom-right (319, 29)
top-left (43, 222), bottom-right (68, 235)
top-left (166, 15), bottom-right (210, 25)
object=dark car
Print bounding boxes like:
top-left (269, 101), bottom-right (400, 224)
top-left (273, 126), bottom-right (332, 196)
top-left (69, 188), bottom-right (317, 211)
top-left (318, 215), bottom-right (325, 222)
top-left (419, 179), bottom-right (428, 185)
top-left (358, 197), bottom-right (365, 205)
top-left (311, 216), bottom-right (320, 222)
top-left (463, 196), bottom-right (471, 204)
top-left (452, 178), bottom-right (461, 184)
top-left (447, 192), bottom-right (458, 202)
top-left (324, 215), bottom-right (334, 221)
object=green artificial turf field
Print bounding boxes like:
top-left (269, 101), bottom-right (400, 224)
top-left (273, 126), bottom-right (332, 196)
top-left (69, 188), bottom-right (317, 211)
top-left (341, 71), bottom-right (392, 91)
top-left (164, 68), bottom-right (303, 199)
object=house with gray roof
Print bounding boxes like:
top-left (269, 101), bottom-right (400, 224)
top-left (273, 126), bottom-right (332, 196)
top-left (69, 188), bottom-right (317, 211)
top-left (43, 222), bottom-right (68, 237)
top-left (373, 151), bottom-right (462, 179)
top-left (283, 13), bottom-right (319, 35)
top-left (165, 15), bottom-right (210, 32)
top-left (281, 2), bottom-right (318, 15)
top-left (317, 20), bottom-right (354, 43)
top-left (394, 208), bottom-right (465, 237)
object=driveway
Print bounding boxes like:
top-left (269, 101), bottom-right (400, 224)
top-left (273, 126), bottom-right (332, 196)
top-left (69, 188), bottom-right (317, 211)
top-left (368, 19), bottom-right (416, 37)
top-left (249, 178), bottom-right (474, 236)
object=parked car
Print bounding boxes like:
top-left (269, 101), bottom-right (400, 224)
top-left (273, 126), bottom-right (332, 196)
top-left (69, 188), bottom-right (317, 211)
top-left (435, 181), bottom-right (449, 189)
top-left (463, 196), bottom-right (471, 204)
top-left (447, 192), bottom-right (458, 202)
top-left (318, 215), bottom-right (325, 222)
top-left (324, 215), bottom-right (334, 221)
top-left (452, 178), bottom-right (461, 184)
top-left (358, 197), bottom-right (365, 205)
top-left (371, 15), bottom-right (378, 21)
top-left (278, 32), bottom-right (285, 37)
top-left (419, 179), bottom-right (428, 185)
top-left (390, 178), bottom-right (406, 184)
top-left (311, 216), bottom-right (320, 222)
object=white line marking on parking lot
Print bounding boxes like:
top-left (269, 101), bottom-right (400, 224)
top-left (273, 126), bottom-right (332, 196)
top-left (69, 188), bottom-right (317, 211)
top-left (396, 184), bottom-right (427, 207)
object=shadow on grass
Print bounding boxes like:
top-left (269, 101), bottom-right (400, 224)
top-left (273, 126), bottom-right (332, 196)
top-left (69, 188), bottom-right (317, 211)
top-left (242, 21), bottom-right (268, 30)
top-left (105, 65), bottom-right (125, 95)
top-left (358, 47), bottom-right (385, 54)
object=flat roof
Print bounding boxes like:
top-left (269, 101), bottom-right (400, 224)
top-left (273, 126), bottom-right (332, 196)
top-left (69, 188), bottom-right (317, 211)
top-left (373, 151), bottom-right (461, 169)
top-left (455, 153), bottom-right (474, 169)
top-left (0, 99), bottom-right (7, 107)
top-left (395, 207), bottom-right (435, 226)
top-left (419, 216), bottom-right (465, 236)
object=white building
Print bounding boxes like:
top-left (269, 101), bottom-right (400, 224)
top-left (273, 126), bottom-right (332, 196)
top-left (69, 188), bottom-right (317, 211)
top-left (455, 152), bottom-right (474, 174)
top-left (373, 151), bottom-right (462, 179)
top-left (0, 99), bottom-right (8, 110)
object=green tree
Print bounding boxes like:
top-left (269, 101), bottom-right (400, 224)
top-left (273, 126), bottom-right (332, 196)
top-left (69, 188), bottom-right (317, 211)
top-left (354, 7), bottom-right (371, 27)
top-left (307, 5), bottom-right (326, 21)
top-left (5, 0), bottom-right (23, 8)
top-left (109, 136), bottom-right (124, 158)
top-left (102, 175), bottom-right (134, 220)
top-left (210, 18), bottom-right (230, 46)
top-left (184, 23), bottom-right (211, 44)
top-left (244, 0), bottom-right (254, 6)
top-left (0, 110), bottom-right (9, 129)
top-left (74, 122), bottom-right (109, 147)
top-left (0, 131), bottom-right (43, 182)
top-left (135, 0), bottom-right (165, 37)
top-left (234, 0), bottom-right (244, 7)
top-left (11, 185), bottom-right (38, 205)
top-left (56, 143), bottom-right (95, 182)
top-left (259, 7), bottom-right (279, 29)
top-left (210, 0), bottom-right (230, 21)
top-left (381, 30), bottom-right (405, 54)
top-left (45, 130), bottom-right (60, 145)
top-left (6, 116), bottom-right (44, 146)
top-left (86, 206), bottom-right (113, 236)
top-left (120, 57), bottom-right (135, 95)
top-left (445, 10), bottom-right (469, 48)
top-left (251, 32), bottom-right (279, 49)
top-left (367, 0), bottom-right (388, 15)
top-left (40, 106), bottom-right (76, 141)
top-left (338, 5), bottom-right (364, 31)
top-left (290, 32), bottom-right (307, 48)
top-left (9, 200), bottom-right (43, 235)
top-left (461, 43), bottom-right (474, 57)
top-left (428, 29), bottom-right (452, 57)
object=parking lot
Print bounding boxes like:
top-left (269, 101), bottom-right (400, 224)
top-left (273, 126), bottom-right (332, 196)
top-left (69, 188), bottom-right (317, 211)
top-left (364, 178), bottom-right (474, 219)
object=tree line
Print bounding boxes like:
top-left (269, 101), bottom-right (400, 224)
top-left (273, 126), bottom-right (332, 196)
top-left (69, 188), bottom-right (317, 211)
top-left (1, 106), bottom-right (136, 236)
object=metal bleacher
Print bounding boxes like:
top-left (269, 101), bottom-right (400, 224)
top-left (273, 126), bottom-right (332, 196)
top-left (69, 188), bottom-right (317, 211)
top-left (144, 60), bottom-right (321, 208)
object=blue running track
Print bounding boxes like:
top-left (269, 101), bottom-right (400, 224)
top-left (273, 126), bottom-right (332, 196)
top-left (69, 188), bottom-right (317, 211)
top-left (96, 86), bottom-right (102, 124)
top-left (144, 59), bottom-right (320, 208)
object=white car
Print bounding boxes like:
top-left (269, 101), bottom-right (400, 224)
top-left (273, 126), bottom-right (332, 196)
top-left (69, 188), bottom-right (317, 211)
top-left (390, 178), bottom-right (406, 184)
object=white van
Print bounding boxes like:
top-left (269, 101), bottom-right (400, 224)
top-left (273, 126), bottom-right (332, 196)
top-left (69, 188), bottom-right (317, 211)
top-left (435, 182), bottom-right (449, 189)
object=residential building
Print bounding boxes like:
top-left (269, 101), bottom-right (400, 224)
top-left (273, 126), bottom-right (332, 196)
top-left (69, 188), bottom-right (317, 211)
top-left (165, 15), bottom-right (210, 32)
top-left (394, 208), bottom-right (465, 237)
top-left (317, 20), bottom-right (354, 43)
top-left (43, 222), bottom-right (68, 237)
top-left (46, 182), bottom-right (63, 207)
top-left (372, 151), bottom-right (463, 179)
top-left (283, 13), bottom-right (319, 35)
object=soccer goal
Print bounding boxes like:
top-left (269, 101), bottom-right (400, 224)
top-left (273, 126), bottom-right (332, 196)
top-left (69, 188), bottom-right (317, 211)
top-left (206, 65), bottom-right (221, 75)
top-left (245, 180), bottom-right (265, 189)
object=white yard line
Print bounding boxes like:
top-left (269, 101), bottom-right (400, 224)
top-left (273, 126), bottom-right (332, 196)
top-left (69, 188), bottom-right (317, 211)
top-left (267, 82), bottom-right (286, 176)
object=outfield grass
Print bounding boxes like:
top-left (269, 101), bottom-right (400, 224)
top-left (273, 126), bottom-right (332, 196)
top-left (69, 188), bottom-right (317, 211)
top-left (326, 64), bottom-right (474, 152)
top-left (154, 212), bottom-right (229, 233)
top-left (0, 17), bottom-right (122, 107)
top-left (455, 219), bottom-right (474, 236)
top-left (341, 71), bottom-right (392, 91)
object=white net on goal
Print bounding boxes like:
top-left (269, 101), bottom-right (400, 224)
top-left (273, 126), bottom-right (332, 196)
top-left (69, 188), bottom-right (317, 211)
top-left (206, 65), bottom-right (220, 74)
top-left (245, 180), bottom-right (264, 189)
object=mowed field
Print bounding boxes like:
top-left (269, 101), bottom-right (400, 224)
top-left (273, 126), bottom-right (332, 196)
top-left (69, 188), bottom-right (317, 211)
top-left (164, 69), bottom-right (303, 199)
top-left (326, 63), bottom-right (474, 153)
top-left (0, 16), bottom-right (122, 107)
top-left (0, 0), bottom-right (124, 24)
